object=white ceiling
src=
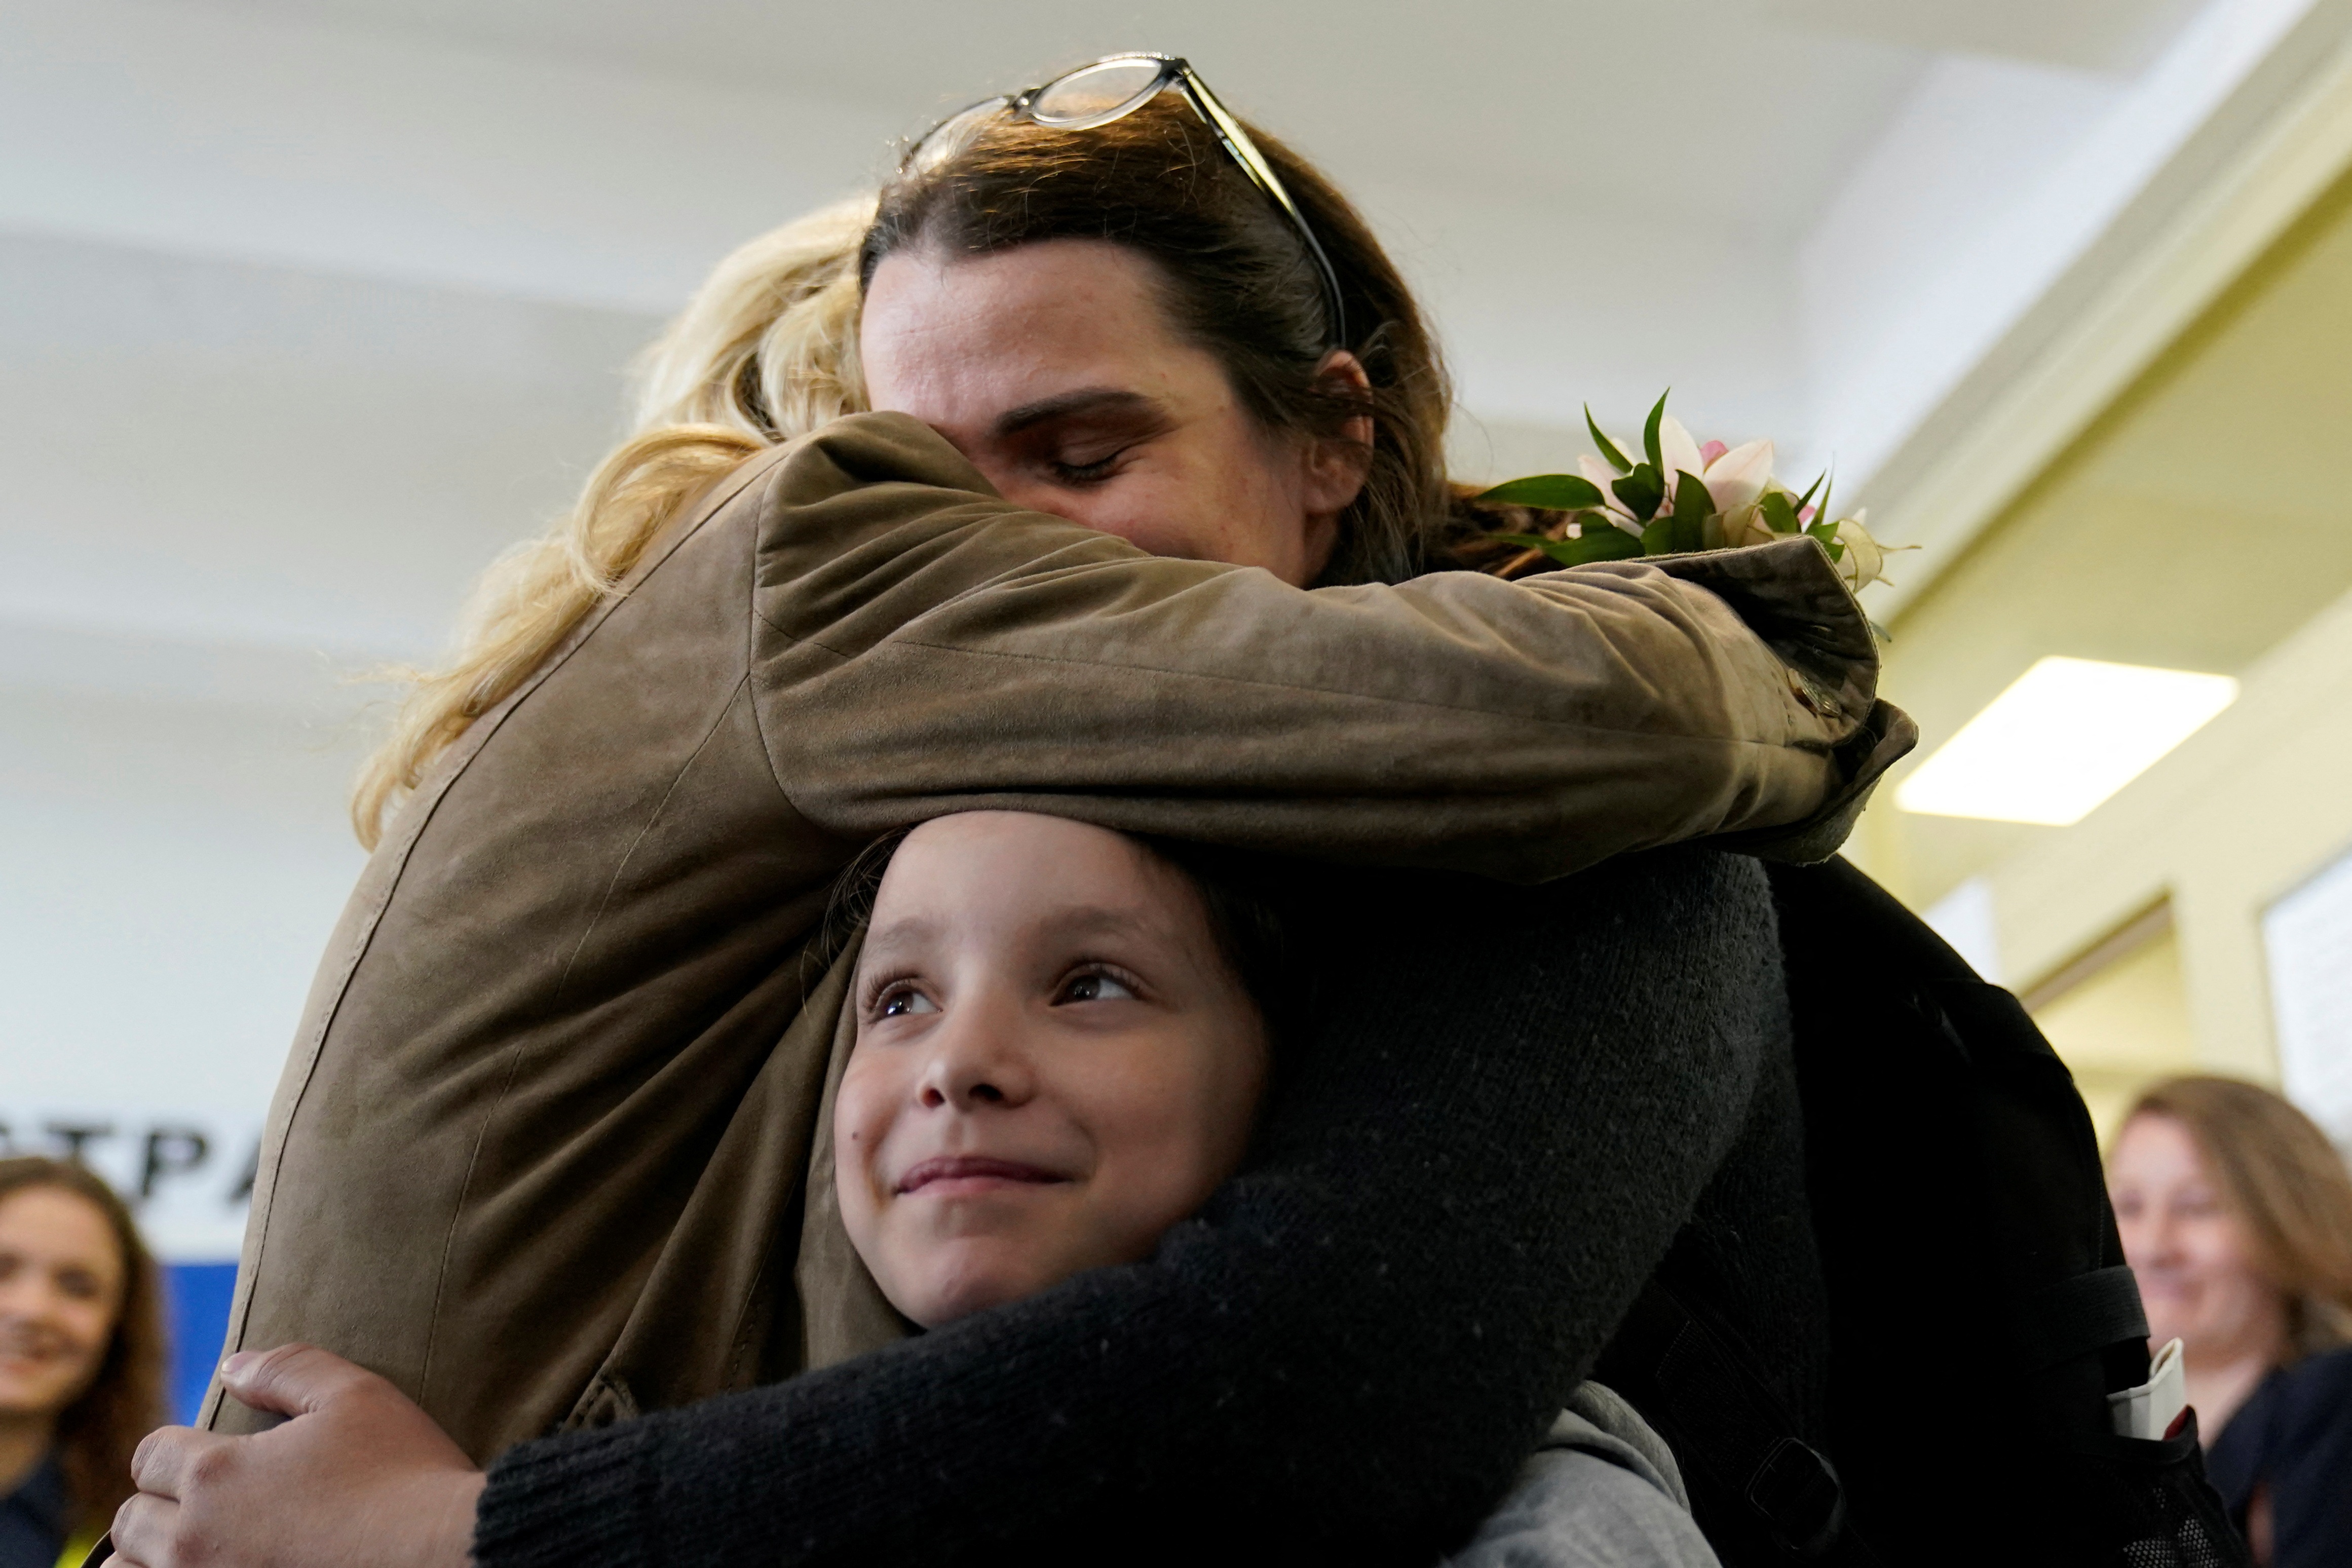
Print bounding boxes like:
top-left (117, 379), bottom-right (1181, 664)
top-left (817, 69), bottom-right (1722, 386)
top-left (190, 0), bottom-right (1937, 229)
top-left (0, 228), bottom-right (645, 660)
top-left (185, 0), bottom-right (2218, 209)
top-left (1761, 0), bottom-right (2209, 70)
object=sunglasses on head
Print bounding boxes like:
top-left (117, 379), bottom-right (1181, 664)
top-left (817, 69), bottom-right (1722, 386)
top-left (907, 53), bottom-right (1348, 349)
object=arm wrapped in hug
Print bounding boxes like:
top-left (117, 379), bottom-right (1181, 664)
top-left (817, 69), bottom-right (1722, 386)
top-left (754, 414), bottom-right (1905, 878)
top-left (475, 850), bottom-right (1781, 1566)
top-left (213, 413), bottom-right (1904, 1487)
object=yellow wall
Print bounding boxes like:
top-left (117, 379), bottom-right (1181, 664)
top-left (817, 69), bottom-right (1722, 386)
top-left (2032, 924), bottom-right (2196, 1146)
top-left (1850, 162), bottom-right (2352, 1097)
top-left (1986, 587), bottom-right (2352, 1083)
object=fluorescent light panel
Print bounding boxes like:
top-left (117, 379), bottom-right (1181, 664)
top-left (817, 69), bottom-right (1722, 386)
top-left (1895, 657), bottom-right (2237, 826)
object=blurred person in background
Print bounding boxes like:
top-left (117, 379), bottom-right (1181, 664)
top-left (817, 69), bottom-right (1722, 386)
top-left (2109, 1076), bottom-right (2352, 1566)
top-left (0, 1160), bottom-right (163, 1568)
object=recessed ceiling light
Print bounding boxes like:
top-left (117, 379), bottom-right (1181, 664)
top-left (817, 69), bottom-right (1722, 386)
top-left (1894, 656), bottom-right (2238, 826)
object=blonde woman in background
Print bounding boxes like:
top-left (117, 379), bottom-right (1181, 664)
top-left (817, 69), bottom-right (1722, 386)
top-left (0, 1160), bottom-right (163, 1568)
top-left (2109, 1076), bottom-right (2352, 1565)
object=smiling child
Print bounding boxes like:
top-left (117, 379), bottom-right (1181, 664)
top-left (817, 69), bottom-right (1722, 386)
top-left (836, 810), bottom-right (1273, 1328)
top-left (832, 811), bottom-right (1720, 1568)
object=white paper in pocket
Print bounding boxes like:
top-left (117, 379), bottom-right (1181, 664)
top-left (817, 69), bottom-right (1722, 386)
top-left (2107, 1336), bottom-right (2188, 1440)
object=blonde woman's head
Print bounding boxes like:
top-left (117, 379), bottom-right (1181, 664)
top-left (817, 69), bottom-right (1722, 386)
top-left (630, 192), bottom-right (874, 440)
top-left (352, 195), bottom-right (877, 847)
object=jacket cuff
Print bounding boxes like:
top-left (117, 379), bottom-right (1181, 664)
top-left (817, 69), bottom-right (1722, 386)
top-left (1649, 536), bottom-right (1880, 728)
top-left (475, 1420), bottom-right (659, 1568)
top-left (1642, 534), bottom-right (1918, 864)
top-left (1713, 697), bottom-right (1919, 864)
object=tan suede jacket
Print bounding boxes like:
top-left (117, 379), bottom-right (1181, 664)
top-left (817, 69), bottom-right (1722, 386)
top-left (208, 412), bottom-right (1911, 1460)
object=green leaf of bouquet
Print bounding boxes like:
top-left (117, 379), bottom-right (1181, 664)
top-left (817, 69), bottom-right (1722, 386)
top-left (1795, 471), bottom-right (1825, 512)
top-left (1477, 474), bottom-right (1606, 511)
top-left (1612, 466), bottom-right (1665, 521)
top-left (1805, 520), bottom-right (1846, 563)
top-left (1492, 528), bottom-right (1641, 566)
top-left (1584, 405), bottom-right (1632, 473)
top-left (1759, 491), bottom-right (1801, 533)
top-left (1575, 525), bottom-right (1646, 562)
top-left (1674, 470), bottom-right (1715, 521)
top-left (1642, 390), bottom-right (1668, 475)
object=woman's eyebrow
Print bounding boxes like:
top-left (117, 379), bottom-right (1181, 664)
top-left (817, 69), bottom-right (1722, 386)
top-left (992, 387), bottom-right (1162, 439)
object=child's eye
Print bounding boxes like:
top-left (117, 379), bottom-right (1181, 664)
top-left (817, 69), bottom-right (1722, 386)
top-left (1058, 971), bottom-right (1137, 1004)
top-left (877, 985), bottom-right (939, 1019)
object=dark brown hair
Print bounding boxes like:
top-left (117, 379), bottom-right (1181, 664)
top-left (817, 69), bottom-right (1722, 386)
top-left (861, 94), bottom-right (1518, 586)
top-left (2121, 1076), bottom-right (2352, 1358)
top-left (0, 1158), bottom-right (166, 1535)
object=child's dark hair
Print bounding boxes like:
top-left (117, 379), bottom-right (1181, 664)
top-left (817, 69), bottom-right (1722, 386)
top-left (823, 820), bottom-right (1307, 1046)
top-left (1132, 834), bottom-right (1307, 1047)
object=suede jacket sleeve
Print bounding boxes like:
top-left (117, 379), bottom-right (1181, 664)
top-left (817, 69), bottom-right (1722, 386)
top-left (207, 410), bottom-right (1907, 1477)
top-left (749, 413), bottom-right (1909, 879)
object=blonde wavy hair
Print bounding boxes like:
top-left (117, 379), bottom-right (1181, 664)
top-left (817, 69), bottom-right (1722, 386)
top-left (350, 194), bottom-right (876, 847)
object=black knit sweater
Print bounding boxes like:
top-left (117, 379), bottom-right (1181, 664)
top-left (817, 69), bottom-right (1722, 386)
top-left (474, 848), bottom-right (1784, 1566)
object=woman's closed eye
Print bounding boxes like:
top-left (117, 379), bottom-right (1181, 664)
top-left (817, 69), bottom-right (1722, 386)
top-left (1045, 446), bottom-right (1133, 486)
top-left (997, 391), bottom-right (1173, 490)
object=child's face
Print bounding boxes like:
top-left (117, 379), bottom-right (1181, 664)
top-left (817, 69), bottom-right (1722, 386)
top-left (836, 812), bottom-right (1272, 1328)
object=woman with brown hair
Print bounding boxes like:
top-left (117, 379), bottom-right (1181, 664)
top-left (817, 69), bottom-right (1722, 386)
top-left (117, 55), bottom-right (1903, 1568)
top-left (0, 1160), bottom-right (162, 1568)
top-left (2109, 1075), bottom-right (2352, 1565)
